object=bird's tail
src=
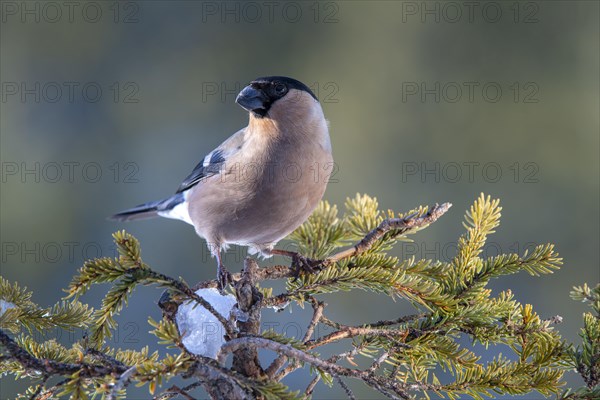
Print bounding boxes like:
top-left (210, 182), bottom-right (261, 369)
top-left (109, 200), bottom-right (162, 221)
top-left (109, 193), bottom-right (187, 222)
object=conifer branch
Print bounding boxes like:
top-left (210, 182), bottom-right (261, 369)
top-left (219, 336), bottom-right (413, 399)
top-left (336, 375), bottom-right (357, 400)
top-left (196, 202), bottom-right (451, 291)
top-left (325, 202), bottom-right (452, 264)
top-left (306, 317), bottom-right (414, 351)
top-left (141, 268), bottom-right (236, 337)
top-left (0, 329), bottom-right (128, 378)
top-left (84, 348), bottom-right (127, 370)
top-left (154, 382), bottom-right (202, 400)
top-left (34, 378), bottom-right (69, 400)
top-left (366, 313), bottom-right (428, 328)
top-left (265, 297), bottom-right (324, 378)
top-left (2, 194), bottom-right (595, 399)
top-left (106, 365), bottom-right (137, 400)
top-left (231, 258), bottom-right (264, 378)
top-left (304, 374), bottom-right (321, 397)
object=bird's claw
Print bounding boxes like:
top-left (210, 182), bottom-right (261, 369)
top-left (217, 264), bottom-right (232, 293)
top-left (291, 254), bottom-right (322, 281)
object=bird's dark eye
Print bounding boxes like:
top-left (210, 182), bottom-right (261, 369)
top-left (274, 83), bottom-right (287, 95)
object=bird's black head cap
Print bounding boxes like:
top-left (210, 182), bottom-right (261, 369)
top-left (236, 76), bottom-right (318, 118)
top-left (252, 76), bottom-right (318, 101)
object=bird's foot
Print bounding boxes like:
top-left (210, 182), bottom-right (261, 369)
top-left (217, 263), bottom-right (232, 293)
top-left (267, 249), bottom-right (323, 281)
top-left (290, 253), bottom-right (322, 281)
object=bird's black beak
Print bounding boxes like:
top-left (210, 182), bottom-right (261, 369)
top-left (236, 85), bottom-right (268, 115)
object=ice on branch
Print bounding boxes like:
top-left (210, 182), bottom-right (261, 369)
top-left (175, 288), bottom-right (236, 359)
top-left (0, 299), bottom-right (15, 316)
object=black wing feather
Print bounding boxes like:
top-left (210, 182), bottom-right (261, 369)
top-left (176, 149), bottom-right (225, 193)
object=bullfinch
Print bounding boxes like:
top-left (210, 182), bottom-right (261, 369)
top-left (111, 76), bottom-right (333, 289)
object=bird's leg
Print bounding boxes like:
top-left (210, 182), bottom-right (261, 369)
top-left (268, 249), bottom-right (322, 279)
top-left (215, 250), bottom-right (232, 292)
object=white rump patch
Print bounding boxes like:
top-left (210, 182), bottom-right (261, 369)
top-left (157, 191), bottom-right (193, 225)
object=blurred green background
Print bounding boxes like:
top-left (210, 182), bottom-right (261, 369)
top-left (1, 1), bottom-right (598, 399)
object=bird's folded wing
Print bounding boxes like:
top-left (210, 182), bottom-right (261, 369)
top-left (176, 128), bottom-right (246, 193)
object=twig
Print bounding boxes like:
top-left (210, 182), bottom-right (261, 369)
top-left (154, 382), bottom-right (202, 400)
top-left (303, 298), bottom-right (326, 342)
top-left (137, 269), bottom-right (237, 338)
top-left (275, 343), bottom-right (365, 382)
top-left (85, 348), bottom-right (126, 369)
top-left (368, 351), bottom-right (389, 373)
top-left (107, 365), bottom-right (137, 400)
top-left (389, 362), bottom-right (402, 380)
top-left (336, 375), bottom-right (357, 400)
top-left (0, 329), bottom-right (127, 378)
top-left (28, 375), bottom-right (49, 400)
top-left (265, 297), bottom-right (325, 378)
top-left (306, 318), bottom-right (412, 351)
top-left (219, 336), bottom-right (414, 399)
top-left (304, 374), bottom-right (321, 397)
top-left (260, 204), bottom-right (452, 308)
top-left (219, 336), bottom-right (346, 372)
top-left (367, 313), bottom-right (428, 328)
top-left (35, 378), bottom-right (69, 400)
top-left (325, 203), bottom-right (452, 264)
